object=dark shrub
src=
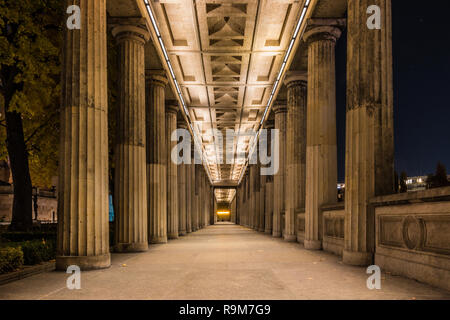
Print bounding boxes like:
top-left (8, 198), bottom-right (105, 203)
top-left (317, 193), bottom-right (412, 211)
top-left (20, 239), bottom-right (56, 265)
top-left (0, 247), bottom-right (24, 274)
top-left (0, 232), bottom-right (56, 243)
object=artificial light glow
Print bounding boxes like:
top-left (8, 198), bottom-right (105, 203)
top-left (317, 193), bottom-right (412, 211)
top-left (217, 211), bottom-right (230, 215)
top-left (145, 4), bottom-right (160, 37)
top-left (284, 39), bottom-right (295, 63)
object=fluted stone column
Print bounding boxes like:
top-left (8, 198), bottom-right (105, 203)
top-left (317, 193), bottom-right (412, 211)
top-left (202, 171), bottom-right (207, 227)
top-left (166, 103), bottom-right (178, 239)
top-left (185, 150), bottom-right (192, 233)
top-left (146, 72), bottom-right (168, 244)
top-left (206, 177), bottom-right (211, 226)
top-left (252, 165), bottom-right (260, 230)
top-left (177, 120), bottom-right (188, 236)
top-left (112, 24), bottom-right (150, 252)
top-left (57, 0), bottom-right (110, 270)
top-left (304, 21), bottom-right (343, 250)
top-left (259, 166), bottom-right (266, 232)
top-left (210, 185), bottom-right (215, 225)
top-left (264, 120), bottom-right (274, 234)
top-left (284, 73), bottom-right (308, 242)
top-left (243, 171), bottom-right (249, 226)
top-left (198, 170), bottom-right (204, 228)
top-left (193, 164), bottom-right (200, 231)
top-left (272, 103), bottom-right (287, 238)
top-left (344, 0), bottom-right (394, 266)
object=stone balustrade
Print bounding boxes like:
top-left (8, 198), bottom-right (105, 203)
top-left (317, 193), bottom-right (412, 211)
top-left (372, 187), bottom-right (450, 292)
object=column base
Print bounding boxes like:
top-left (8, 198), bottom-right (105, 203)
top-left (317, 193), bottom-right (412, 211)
top-left (114, 242), bottom-right (148, 253)
top-left (272, 231), bottom-right (281, 238)
top-left (149, 236), bottom-right (167, 244)
top-left (304, 239), bottom-right (322, 250)
top-left (284, 234), bottom-right (297, 242)
top-left (343, 250), bottom-right (373, 266)
top-left (264, 229), bottom-right (272, 235)
top-left (258, 228), bottom-right (264, 232)
top-left (56, 253), bottom-right (111, 271)
top-left (168, 233), bottom-right (179, 240)
top-left (179, 230), bottom-right (187, 236)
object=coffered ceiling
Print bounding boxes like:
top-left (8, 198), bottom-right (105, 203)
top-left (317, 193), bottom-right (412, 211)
top-left (149, 0), bottom-right (306, 184)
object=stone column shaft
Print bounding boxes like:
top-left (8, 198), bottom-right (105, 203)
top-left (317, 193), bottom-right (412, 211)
top-left (273, 104), bottom-right (287, 237)
top-left (177, 121), bottom-right (188, 236)
top-left (146, 72), bottom-right (168, 244)
top-left (185, 158), bottom-right (192, 233)
top-left (304, 22), bottom-right (342, 250)
top-left (264, 122), bottom-right (275, 234)
top-left (192, 163), bottom-right (199, 231)
top-left (259, 171), bottom-right (266, 232)
top-left (57, 0), bottom-right (110, 270)
top-left (344, 0), bottom-right (394, 266)
top-left (112, 24), bottom-right (149, 252)
top-left (166, 104), bottom-right (178, 239)
top-left (284, 74), bottom-right (307, 242)
top-left (252, 165), bottom-right (260, 230)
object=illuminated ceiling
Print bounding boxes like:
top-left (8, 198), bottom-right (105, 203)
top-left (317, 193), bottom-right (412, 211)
top-left (215, 188), bottom-right (236, 204)
top-left (109, 0), bottom-right (348, 187)
top-left (143, 0), bottom-right (313, 185)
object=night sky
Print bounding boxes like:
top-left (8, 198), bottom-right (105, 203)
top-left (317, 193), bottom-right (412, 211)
top-left (335, 0), bottom-right (450, 182)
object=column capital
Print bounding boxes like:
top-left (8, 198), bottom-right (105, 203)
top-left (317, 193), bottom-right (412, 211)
top-left (177, 119), bottom-right (189, 129)
top-left (264, 119), bottom-right (275, 130)
top-left (284, 71), bottom-right (307, 88)
top-left (166, 101), bottom-right (179, 115)
top-left (273, 100), bottom-right (287, 114)
top-left (146, 70), bottom-right (168, 87)
top-left (304, 18), bottom-right (346, 44)
top-left (111, 24), bottom-right (150, 44)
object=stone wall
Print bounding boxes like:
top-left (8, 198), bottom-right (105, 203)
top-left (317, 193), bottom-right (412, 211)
top-left (322, 204), bottom-right (345, 256)
top-left (0, 186), bottom-right (57, 223)
top-left (372, 187), bottom-right (450, 292)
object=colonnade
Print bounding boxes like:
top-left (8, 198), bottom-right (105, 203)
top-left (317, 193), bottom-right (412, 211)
top-left (56, 0), bottom-right (212, 270)
top-left (236, 1), bottom-right (394, 267)
top-left (56, 0), bottom-right (393, 270)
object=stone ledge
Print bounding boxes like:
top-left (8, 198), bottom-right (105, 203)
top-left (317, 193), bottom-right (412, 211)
top-left (371, 187), bottom-right (450, 206)
top-left (375, 248), bottom-right (450, 292)
top-left (0, 261), bottom-right (55, 286)
top-left (321, 203), bottom-right (345, 211)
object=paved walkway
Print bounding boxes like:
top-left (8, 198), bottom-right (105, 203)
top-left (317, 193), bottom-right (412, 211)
top-left (1, 223), bottom-right (449, 300)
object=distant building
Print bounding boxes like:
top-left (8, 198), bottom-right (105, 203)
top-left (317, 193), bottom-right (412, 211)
top-left (406, 175), bottom-right (450, 192)
top-left (405, 176), bottom-right (427, 192)
top-left (337, 183), bottom-right (345, 202)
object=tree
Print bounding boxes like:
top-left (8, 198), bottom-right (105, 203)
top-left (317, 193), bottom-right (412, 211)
top-left (399, 171), bottom-right (408, 193)
top-left (427, 162), bottom-right (449, 189)
top-left (426, 173), bottom-right (434, 189)
top-left (0, 0), bottom-right (63, 231)
top-left (434, 161), bottom-right (449, 187)
top-left (394, 171), bottom-right (399, 193)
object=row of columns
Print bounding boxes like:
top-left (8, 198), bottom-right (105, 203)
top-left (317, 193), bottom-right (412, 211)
top-left (57, 1), bottom-right (212, 270)
top-left (237, 0), bottom-right (394, 266)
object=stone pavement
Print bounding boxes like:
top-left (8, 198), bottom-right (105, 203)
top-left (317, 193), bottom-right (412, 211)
top-left (0, 223), bottom-right (449, 300)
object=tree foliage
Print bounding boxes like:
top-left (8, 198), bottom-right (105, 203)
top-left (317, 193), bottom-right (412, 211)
top-left (0, 0), bottom-right (63, 230)
top-left (0, 0), bottom-right (63, 187)
top-left (399, 171), bottom-right (408, 193)
top-left (426, 161), bottom-right (450, 189)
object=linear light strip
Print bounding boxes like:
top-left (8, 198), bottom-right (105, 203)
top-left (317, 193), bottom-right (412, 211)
top-left (143, 0), bottom-right (214, 183)
top-left (238, 0), bottom-right (312, 185)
